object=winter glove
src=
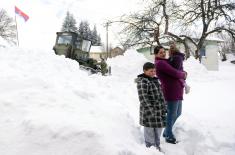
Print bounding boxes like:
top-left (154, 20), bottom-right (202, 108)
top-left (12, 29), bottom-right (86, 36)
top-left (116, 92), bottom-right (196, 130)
top-left (185, 83), bottom-right (191, 94)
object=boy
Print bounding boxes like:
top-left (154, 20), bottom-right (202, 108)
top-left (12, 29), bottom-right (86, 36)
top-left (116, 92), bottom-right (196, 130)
top-left (135, 62), bottom-right (166, 150)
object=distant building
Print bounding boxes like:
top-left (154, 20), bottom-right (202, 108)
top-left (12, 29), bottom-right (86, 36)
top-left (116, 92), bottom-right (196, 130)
top-left (109, 47), bottom-right (125, 58)
top-left (136, 46), bottom-right (155, 62)
top-left (199, 37), bottom-right (224, 71)
top-left (137, 35), bottom-right (225, 71)
top-left (136, 36), bottom-right (179, 61)
top-left (89, 46), bottom-right (106, 61)
top-left (89, 46), bottom-right (125, 61)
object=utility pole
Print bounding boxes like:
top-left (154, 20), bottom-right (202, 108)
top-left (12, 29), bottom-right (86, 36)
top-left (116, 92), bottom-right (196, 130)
top-left (105, 22), bottom-right (110, 59)
top-left (14, 14), bottom-right (19, 46)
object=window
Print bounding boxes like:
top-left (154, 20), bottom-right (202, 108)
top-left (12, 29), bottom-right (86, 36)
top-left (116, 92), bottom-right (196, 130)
top-left (57, 35), bottom-right (72, 44)
top-left (81, 40), bottom-right (92, 52)
top-left (200, 47), bottom-right (206, 56)
top-left (75, 41), bottom-right (82, 49)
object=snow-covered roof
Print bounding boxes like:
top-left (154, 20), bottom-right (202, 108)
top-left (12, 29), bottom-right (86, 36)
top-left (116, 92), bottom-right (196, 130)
top-left (90, 46), bottom-right (104, 53)
top-left (205, 36), bottom-right (225, 42)
top-left (192, 36), bottom-right (225, 43)
top-left (114, 46), bottom-right (124, 50)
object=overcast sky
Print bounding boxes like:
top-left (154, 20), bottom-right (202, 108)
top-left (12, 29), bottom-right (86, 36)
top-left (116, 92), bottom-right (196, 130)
top-left (0, 0), bottom-right (143, 49)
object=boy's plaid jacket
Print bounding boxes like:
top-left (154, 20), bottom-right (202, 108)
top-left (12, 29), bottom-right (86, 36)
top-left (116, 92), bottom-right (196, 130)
top-left (135, 74), bottom-right (166, 128)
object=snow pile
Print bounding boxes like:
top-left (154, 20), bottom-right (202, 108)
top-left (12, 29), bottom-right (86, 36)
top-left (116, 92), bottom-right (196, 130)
top-left (0, 47), bottom-right (235, 155)
top-left (0, 48), bottom-right (159, 155)
top-left (181, 57), bottom-right (235, 155)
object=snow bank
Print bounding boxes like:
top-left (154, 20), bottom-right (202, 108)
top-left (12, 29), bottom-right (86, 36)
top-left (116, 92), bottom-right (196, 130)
top-left (0, 47), bottom-right (234, 155)
top-left (181, 57), bottom-right (235, 155)
top-left (0, 47), bottom-right (161, 155)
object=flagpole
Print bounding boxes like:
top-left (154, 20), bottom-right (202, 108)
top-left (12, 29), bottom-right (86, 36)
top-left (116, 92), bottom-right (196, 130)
top-left (14, 14), bottom-right (19, 46)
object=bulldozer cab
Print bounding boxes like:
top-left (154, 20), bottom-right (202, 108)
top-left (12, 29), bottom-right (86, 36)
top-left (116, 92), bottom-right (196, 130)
top-left (53, 32), bottom-right (110, 75)
top-left (53, 32), bottom-right (91, 60)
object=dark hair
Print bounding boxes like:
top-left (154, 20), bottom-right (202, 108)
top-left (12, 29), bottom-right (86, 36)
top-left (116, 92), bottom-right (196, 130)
top-left (143, 62), bottom-right (155, 71)
top-left (154, 46), bottom-right (164, 55)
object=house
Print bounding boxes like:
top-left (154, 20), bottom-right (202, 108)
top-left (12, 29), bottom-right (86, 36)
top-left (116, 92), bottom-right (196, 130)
top-left (199, 37), bottom-right (224, 71)
top-left (136, 45), bottom-right (155, 61)
top-left (89, 46), bottom-right (125, 61)
top-left (136, 35), bottom-right (181, 61)
top-left (137, 35), bottom-right (224, 71)
top-left (109, 47), bottom-right (125, 58)
top-left (89, 46), bottom-right (107, 61)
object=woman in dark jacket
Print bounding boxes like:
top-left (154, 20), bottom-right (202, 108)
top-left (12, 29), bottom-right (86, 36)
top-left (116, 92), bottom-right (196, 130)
top-left (154, 46), bottom-right (187, 144)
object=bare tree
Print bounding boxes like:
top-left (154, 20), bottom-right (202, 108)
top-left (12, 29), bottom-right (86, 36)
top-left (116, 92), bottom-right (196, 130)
top-left (218, 31), bottom-right (233, 52)
top-left (116, 0), bottom-right (235, 59)
top-left (110, 11), bottom-right (161, 47)
top-left (0, 9), bottom-right (16, 44)
top-left (114, 0), bottom-right (192, 58)
top-left (175, 0), bottom-right (235, 58)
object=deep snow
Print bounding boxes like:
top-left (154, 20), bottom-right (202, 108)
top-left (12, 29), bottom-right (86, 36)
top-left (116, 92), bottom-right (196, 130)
top-left (0, 47), bottom-right (235, 155)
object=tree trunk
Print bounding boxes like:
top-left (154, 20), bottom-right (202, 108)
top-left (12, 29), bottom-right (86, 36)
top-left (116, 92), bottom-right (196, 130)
top-left (154, 27), bottom-right (161, 45)
top-left (162, 0), bottom-right (169, 34)
top-left (183, 41), bottom-right (190, 59)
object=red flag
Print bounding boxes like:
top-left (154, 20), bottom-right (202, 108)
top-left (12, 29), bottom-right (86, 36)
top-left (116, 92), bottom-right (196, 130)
top-left (15, 6), bottom-right (29, 22)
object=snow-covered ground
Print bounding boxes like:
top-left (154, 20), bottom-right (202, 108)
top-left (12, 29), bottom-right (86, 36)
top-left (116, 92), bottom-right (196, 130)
top-left (0, 47), bottom-right (234, 155)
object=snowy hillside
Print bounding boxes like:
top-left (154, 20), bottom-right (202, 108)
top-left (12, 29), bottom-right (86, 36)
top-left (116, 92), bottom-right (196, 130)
top-left (0, 47), bottom-right (235, 155)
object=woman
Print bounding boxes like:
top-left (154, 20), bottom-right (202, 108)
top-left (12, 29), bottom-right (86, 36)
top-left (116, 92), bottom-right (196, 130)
top-left (154, 46), bottom-right (187, 144)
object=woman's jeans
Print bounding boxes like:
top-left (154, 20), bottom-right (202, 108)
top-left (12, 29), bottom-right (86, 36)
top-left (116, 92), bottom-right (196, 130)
top-left (163, 100), bottom-right (182, 139)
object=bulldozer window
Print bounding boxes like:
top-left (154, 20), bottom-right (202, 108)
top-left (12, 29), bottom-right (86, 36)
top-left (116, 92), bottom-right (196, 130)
top-left (57, 35), bottom-right (72, 44)
top-left (81, 40), bottom-right (92, 52)
top-left (75, 41), bottom-right (82, 49)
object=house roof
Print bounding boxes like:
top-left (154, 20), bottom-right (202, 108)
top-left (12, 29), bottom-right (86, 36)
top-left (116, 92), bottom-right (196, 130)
top-left (192, 36), bottom-right (225, 43)
top-left (205, 36), bottom-right (225, 42)
top-left (90, 46), bottom-right (104, 53)
top-left (111, 46), bottom-right (124, 51)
